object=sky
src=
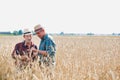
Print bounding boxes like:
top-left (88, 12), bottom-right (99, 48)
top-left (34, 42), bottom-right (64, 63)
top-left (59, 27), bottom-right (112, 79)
top-left (0, 0), bottom-right (120, 34)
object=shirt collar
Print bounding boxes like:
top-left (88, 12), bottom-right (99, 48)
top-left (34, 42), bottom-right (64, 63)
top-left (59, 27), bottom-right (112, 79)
top-left (22, 41), bottom-right (34, 48)
top-left (42, 34), bottom-right (48, 40)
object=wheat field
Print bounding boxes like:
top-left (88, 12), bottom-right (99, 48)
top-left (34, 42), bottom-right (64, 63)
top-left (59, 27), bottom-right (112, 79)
top-left (0, 36), bottom-right (120, 80)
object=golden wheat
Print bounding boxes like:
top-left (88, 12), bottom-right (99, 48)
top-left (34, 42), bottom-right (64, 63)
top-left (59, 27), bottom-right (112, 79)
top-left (0, 36), bottom-right (120, 80)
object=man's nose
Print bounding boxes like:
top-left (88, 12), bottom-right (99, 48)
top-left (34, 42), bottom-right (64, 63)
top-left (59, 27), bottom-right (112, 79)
top-left (28, 37), bottom-right (31, 39)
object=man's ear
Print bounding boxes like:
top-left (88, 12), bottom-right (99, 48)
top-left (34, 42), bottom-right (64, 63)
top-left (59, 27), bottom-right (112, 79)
top-left (23, 35), bottom-right (25, 38)
top-left (42, 29), bottom-right (45, 32)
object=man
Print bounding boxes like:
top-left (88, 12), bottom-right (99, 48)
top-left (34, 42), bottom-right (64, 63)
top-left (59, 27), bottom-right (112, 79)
top-left (12, 29), bottom-right (38, 67)
top-left (33, 24), bottom-right (56, 67)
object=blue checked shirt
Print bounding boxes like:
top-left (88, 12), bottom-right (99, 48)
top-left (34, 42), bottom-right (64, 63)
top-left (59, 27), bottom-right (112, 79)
top-left (39, 34), bottom-right (56, 66)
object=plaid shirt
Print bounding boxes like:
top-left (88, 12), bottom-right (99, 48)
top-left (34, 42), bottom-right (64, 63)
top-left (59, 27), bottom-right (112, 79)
top-left (39, 34), bottom-right (56, 66)
top-left (12, 41), bottom-right (37, 59)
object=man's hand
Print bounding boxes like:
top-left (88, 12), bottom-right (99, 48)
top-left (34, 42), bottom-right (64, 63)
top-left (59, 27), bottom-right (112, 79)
top-left (18, 55), bottom-right (30, 61)
top-left (31, 47), bottom-right (38, 52)
top-left (31, 47), bottom-right (38, 56)
top-left (31, 47), bottom-right (48, 56)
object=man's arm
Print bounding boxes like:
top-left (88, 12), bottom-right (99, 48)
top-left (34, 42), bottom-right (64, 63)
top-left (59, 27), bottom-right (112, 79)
top-left (32, 39), bottom-right (56, 56)
top-left (38, 50), bottom-right (48, 56)
top-left (11, 44), bottom-right (18, 59)
top-left (31, 47), bottom-right (47, 56)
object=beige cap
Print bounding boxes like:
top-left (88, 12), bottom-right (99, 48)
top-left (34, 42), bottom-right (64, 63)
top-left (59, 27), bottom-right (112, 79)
top-left (23, 29), bottom-right (32, 35)
top-left (34, 24), bottom-right (43, 32)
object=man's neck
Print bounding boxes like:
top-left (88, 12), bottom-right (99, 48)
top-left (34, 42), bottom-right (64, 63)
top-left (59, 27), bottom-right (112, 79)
top-left (41, 33), bottom-right (47, 40)
top-left (25, 41), bottom-right (32, 47)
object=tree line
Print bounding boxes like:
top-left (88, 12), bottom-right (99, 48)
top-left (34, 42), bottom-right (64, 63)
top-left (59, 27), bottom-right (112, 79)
top-left (13, 30), bottom-right (23, 35)
top-left (0, 30), bottom-right (120, 36)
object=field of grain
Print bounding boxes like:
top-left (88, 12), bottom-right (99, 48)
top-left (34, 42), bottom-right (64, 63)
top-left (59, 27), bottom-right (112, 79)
top-left (0, 36), bottom-right (120, 80)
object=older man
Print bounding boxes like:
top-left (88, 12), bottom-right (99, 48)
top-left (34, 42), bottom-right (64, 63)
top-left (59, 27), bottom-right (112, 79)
top-left (12, 29), bottom-right (38, 67)
top-left (33, 24), bottom-right (56, 67)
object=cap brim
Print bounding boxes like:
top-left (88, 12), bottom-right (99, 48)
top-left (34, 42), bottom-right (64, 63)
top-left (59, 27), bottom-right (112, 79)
top-left (23, 33), bottom-right (32, 35)
top-left (34, 28), bottom-right (42, 33)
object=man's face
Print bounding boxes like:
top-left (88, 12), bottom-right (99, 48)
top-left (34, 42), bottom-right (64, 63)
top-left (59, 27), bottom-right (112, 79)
top-left (35, 30), bottom-right (44, 39)
top-left (23, 34), bottom-right (32, 43)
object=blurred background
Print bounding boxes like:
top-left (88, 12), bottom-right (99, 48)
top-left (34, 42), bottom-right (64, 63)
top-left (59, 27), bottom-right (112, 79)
top-left (0, 0), bottom-right (120, 36)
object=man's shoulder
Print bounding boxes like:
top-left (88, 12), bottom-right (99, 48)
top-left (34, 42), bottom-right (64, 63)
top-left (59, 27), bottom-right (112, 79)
top-left (15, 41), bottom-right (24, 47)
top-left (46, 35), bottom-right (55, 44)
top-left (46, 34), bottom-right (53, 41)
